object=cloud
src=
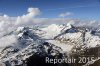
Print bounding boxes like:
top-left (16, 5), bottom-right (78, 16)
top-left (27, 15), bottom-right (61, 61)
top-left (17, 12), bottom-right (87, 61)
top-left (0, 7), bottom-right (99, 38)
top-left (0, 7), bottom-right (40, 37)
top-left (32, 18), bottom-right (80, 25)
top-left (0, 7), bottom-right (41, 48)
top-left (0, 7), bottom-right (99, 36)
top-left (0, 7), bottom-right (47, 49)
top-left (0, 35), bottom-right (17, 48)
top-left (0, 7), bottom-right (100, 49)
top-left (59, 12), bottom-right (73, 17)
top-left (15, 7), bottom-right (40, 26)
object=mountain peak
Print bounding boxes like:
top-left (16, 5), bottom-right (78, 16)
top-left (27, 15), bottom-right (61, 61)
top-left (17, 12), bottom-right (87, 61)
top-left (66, 23), bottom-right (74, 29)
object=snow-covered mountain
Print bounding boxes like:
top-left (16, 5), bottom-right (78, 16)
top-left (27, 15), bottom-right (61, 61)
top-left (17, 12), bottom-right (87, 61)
top-left (0, 23), bottom-right (100, 66)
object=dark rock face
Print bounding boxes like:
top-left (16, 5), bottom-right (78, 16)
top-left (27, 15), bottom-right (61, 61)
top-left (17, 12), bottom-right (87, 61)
top-left (3, 41), bottom-right (69, 66)
top-left (90, 30), bottom-right (96, 35)
top-left (26, 54), bottom-right (69, 66)
top-left (88, 59), bottom-right (100, 66)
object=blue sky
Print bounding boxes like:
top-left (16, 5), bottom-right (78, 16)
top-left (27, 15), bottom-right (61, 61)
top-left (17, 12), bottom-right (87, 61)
top-left (0, 0), bottom-right (100, 20)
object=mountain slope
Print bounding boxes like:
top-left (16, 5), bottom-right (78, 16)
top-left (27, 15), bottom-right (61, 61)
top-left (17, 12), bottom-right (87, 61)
top-left (0, 24), bottom-right (100, 66)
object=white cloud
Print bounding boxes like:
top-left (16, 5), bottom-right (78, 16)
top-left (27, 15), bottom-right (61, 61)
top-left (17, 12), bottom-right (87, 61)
top-left (0, 7), bottom-right (41, 48)
top-left (0, 7), bottom-right (100, 50)
top-left (32, 18), bottom-right (79, 25)
top-left (59, 12), bottom-right (73, 17)
top-left (0, 7), bottom-right (99, 39)
top-left (0, 7), bottom-right (40, 37)
top-left (15, 7), bottom-right (40, 26)
top-left (0, 35), bottom-right (17, 48)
